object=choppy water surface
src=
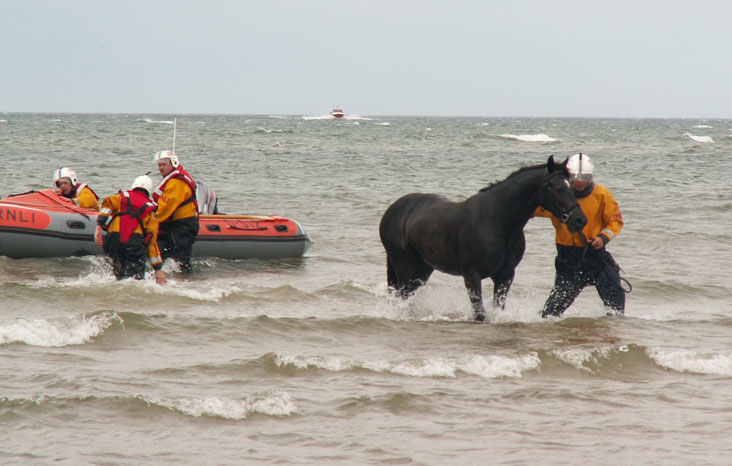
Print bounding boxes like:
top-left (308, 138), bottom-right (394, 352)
top-left (1, 114), bottom-right (731, 465)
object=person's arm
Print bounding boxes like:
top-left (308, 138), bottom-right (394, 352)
top-left (593, 189), bottom-right (623, 248)
top-left (95, 195), bottom-right (121, 246)
top-left (143, 212), bottom-right (167, 284)
top-left (76, 187), bottom-right (100, 211)
top-left (155, 179), bottom-right (190, 223)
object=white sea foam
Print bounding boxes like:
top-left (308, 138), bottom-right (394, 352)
top-left (692, 125), bottom-right (712, 129)
top-left (135, 118), bottom-right (175, 125)
top-left (275, 353), bottom-right (538, 379)
top-left (0, 311), bottom-right (119, 347)
top-left (684, 133), bottom-right (714, 143)
top-left (255, 127), bottom-right (290, 134)
top-left (458, 353), bottom-right (541, 378)
top-left (648, 348), bottom-right (732, 375)
top-left (140, 391), bottom-right (297, 419)
top-left (554, 346), bottom-right (614, 372)
top-left (150, 279), bottom-right (242, 301)
top-left (25, 257), bottom-right (238, 301)
top-left (500, 133), bottom-right (558, 142)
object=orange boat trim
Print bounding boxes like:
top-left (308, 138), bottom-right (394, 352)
top-left (0, 204), bottom-right (52, 229)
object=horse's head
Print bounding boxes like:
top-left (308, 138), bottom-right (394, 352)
top-left (540, 156), bottom-right (587, 232)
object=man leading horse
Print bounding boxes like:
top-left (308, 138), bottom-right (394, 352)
top-left (533, 153), bottom-right (627, 317)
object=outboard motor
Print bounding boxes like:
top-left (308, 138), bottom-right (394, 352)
top-left (196, 180), bottom-right (219, 215)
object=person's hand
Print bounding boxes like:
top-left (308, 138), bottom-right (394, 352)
top-left (154, 269), bottom-right (167, 285)
top-left (589, 235), bottom-right (606, 249)
top-left (94, 226), bottom-right (103, 246)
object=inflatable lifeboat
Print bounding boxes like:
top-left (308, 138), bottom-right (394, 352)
top-left (0, 189), bottom-right (312, 260)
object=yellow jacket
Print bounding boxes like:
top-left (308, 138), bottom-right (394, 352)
top-left (155, 178), bottom-right (197, 223)
top-left (533, 183), bottom-right (623, 247)
top-left (74, 186), bottom-right (100, 211)
top-left (99, 192), bottom-right (163, 268)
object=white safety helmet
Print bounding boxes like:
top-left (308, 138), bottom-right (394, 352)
top-left (130, 175), bottom-right (154, 196)
top-left (566, 153), bottom-right (594, 183)
top-left (153, 150), bottom-right (180, 168)
top-left (52, 167), bottom-right (78, 186)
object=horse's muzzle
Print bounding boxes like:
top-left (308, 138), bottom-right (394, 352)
top-left (562, 206), bottom-right (587, 233)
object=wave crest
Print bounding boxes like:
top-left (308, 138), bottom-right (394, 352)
top-left (274, 353), bottom-right (539, 379)
top-left (137, 391), bottom-right (298, 419)
top-left (499, 133), bottom-right (558, 142)
top-left (0, 311), bottom-right (120, 347)
top-left (649, 348), bottom-right (732, 375)
top-left (684, 133), bottom-right (714, 143)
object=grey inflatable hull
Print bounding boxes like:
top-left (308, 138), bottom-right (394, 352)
top-left (0, 191), bottom-right (311, 260)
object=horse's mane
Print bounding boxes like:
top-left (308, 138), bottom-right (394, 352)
top-left (478, 163), bottom-right (547, 193)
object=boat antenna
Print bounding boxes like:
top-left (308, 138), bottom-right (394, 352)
top-left (172, 117), bottom-right (178, 152)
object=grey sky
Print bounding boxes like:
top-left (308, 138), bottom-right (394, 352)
top-left (2, 0), bottom-right (731, 118)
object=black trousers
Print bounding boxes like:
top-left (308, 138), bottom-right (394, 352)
top-left (542, 245), bottom-right (625, 317)
top-left (158, 216), bottom-right (199, 274)
top-left (103, 232), bottom-right (147, 280)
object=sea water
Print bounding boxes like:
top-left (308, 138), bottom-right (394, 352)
top-left (1, 114), bottom-right (731, 465)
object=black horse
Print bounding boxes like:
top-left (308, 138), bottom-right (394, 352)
top-left (379, 156), bottom-right (587, 321)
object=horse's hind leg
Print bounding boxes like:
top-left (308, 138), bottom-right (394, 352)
top-left (386, 258), bottom-right (398, 289)
top-left (386, 253), bottom-right (433, 299)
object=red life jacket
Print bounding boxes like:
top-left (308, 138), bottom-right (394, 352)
top-left (152, 166), bottom-right (198, 212)
top-left (116, 189), bottom-right (157, 244)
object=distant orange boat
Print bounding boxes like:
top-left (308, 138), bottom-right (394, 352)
top-left (331, 108), bottom-right (344, 119)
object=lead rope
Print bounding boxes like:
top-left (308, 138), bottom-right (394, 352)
top-left (574, 230), bottom-right (632, 293)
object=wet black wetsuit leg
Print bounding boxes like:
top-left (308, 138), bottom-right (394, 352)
top-left (594, 250), bottom-right (625, 315)
top-left (541, 268), bottom-right (585, 317)
top-left (104, 232), bottom-right (147, 280)
top-left (159, 217), bottom-right (200, 274)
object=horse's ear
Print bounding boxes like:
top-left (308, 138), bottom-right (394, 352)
top-left (547, 155), bottom-right (556, 172)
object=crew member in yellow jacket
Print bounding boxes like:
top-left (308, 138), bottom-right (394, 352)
top-left (533, 153), bottom-right (626, 317)
top-left (94, 175), bottom-right (167, 284)
top-left (52, 167), bottom-right (100, 211)
top-left (152, 151), bottom-right (199, 274)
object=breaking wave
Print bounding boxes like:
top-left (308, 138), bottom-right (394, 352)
top-left (0, 311), bottom-right (120, 347)
top-left (274, 352), bottom-right (541, 379)
top-left (499, 133), bottom-right (558, 142)
top-left (137, 391), bottom-right (298, 419)
top-left (0, 392), bottom-right (298, 420)
top-left (684, 133), bottom-right (714, 143)
top-left (648, 348), bottom-right (732, 375)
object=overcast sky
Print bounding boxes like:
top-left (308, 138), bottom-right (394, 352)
top-left (2, 0), bottom-right (731, 118)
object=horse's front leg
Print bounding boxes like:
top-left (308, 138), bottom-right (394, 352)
top-left (463, 273), bottom-right (486, 321)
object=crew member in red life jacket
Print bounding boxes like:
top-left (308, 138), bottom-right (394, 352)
top-left (152, 150), bottom-right (199, 274)
top-left (52, 167), bottom-right (100, 211)
top-left (93, 175), bottom-right (167, 284)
